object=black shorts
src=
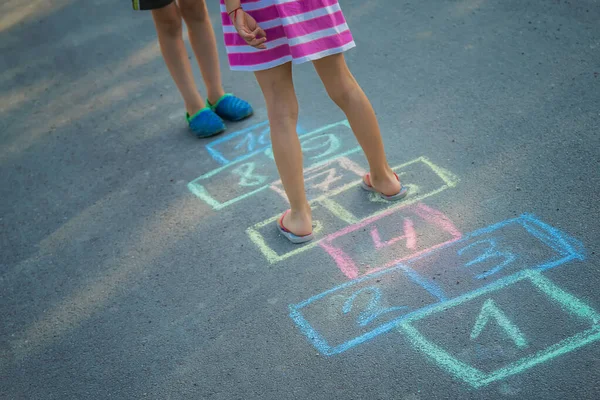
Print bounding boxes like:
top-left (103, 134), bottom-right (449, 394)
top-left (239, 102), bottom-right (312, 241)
top-left (132, 0), bottom-right (174, 10)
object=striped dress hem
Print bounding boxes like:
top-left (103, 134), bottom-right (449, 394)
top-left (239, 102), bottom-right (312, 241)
top-left (228, 40), bottom-right (355, 72)
top-left (220, 0), bottom-right (355, 71)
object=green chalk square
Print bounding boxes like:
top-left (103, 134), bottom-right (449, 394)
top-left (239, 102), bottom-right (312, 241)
top-left (398, 270), bottom-right (600, 388)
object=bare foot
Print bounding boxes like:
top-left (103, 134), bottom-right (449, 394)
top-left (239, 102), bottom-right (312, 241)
top-left (281, 207), bottom-right (313, 236)
top-left (365, 169), bottom-right (402, 196)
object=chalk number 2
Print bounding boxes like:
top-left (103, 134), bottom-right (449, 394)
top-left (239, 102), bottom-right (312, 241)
top-left (342, 286), bottom-right (408, 327)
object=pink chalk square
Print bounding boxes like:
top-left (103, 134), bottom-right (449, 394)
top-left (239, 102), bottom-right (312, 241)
top-left (319, 203), bottom-right (462, 279)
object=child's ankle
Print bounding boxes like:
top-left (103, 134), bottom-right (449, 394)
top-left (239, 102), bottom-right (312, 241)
top-left (207, 90), bottom-right (226, 105)
top-left (370, 166), bottom-right (394, 180)
top-left (186, 101), bottom-right (206, 116)
top-left (290, 204), bottom-right (311, 216)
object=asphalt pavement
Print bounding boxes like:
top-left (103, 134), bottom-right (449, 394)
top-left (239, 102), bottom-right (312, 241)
top-left (1, 0), bottom-right (599, 398)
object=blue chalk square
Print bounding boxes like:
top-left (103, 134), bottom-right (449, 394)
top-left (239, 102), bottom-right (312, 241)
top-left (205, 120), bottom-right (307, 165)
top-left (289, 264), bottom-right (446, 356)
top-left (403, 214), bottom-right (586, 300)
top-left (398, 270), bottom-right (600, 388)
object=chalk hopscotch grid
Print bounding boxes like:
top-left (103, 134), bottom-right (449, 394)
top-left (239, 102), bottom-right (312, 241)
top-left (188, 120), bottom-right (361, 210)
top-left (288, 214), bottom-right (586, 356)
top-left (198, 119), bottom-right (596, 387)
top-left (247, 156), bottom-right (460, 264)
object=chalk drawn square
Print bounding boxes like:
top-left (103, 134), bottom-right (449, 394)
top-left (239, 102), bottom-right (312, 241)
top-left (205, 120), bottom-right (270, 165)
top-left (188, 155), bottom-right (274, 210)
top-left (247, 204), bottom-right (352, 262)
top-left (289, 264), bottom-right (446, 356)
top-left (205, 121), bottom-right (307, 165)
top-left (270, 157), bottom-right (367, 203)
top-left (319, 157), bottom-right (459, 225)
top-left (319, 203), bottom-right (462, 279)
top-left (405, 278), bottom-right (594, 372)
top-left (188, 120), bottom-right (361, 209)
top-left (403, 214), bottom-right (586, 300)
top-left (398, 270), bottom-right (600, 388)
top-left (247, 157), bottom-right (459, 263)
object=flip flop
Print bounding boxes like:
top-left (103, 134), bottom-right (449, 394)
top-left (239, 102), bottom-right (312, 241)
top-left (361, 172), bottom-right (409, 201)
top-left (277, 210), bottom-right (314, 244)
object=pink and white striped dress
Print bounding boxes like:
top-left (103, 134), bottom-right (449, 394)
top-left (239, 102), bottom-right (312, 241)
top-left (220, 0), bottom-right (356, 71)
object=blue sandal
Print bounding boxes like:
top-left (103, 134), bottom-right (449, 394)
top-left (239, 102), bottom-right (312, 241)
top-left (208, 93), bottom-right (253, 122)
top-left (186, 108), bottom-right (226, 138)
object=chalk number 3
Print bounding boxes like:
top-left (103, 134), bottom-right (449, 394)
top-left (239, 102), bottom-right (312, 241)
top-left (457, 238), bottom-right (516, 279)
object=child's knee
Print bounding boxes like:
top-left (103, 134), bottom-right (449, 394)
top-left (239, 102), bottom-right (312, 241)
top-left (327, 81), bottom-right (358, 109)
top-left (275, 102), bottom-right (299, 120)
top-left (179, 0), bottom-right (208, 22)
top-left (152, 9), bottom-right (182, 37)
top-left (268, 99), bottom-right (299, 126)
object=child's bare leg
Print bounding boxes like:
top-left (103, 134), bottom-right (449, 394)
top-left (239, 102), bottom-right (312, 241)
top-left (179, 0), bottom-right (225, 104)
top-left (152, 2), bottom-right (205, 115)
top-left (254, 63), bottom-right (312, 236)
top-left (313, 53), bottom-right (400, 196)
